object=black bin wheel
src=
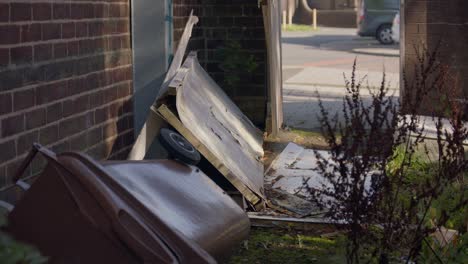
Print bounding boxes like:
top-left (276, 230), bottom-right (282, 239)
top-left (159, 128), bottom-right (201, 165)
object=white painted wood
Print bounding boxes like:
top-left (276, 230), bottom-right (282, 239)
top-left (263, 0), bottom-right (284, 135)
top-left (174, 54), bottom-right (265, 202)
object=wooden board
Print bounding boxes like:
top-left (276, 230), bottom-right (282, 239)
top-left (262, 1), bottom-right (283, 135)
top-left (157, 104), bottom-right (262, 206)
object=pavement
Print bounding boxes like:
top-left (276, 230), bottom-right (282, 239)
top-left (282, 27), bottom-right (400, 130)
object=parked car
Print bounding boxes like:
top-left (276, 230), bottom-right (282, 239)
top-left (357, 0), bottom-right (400, 44)
top-left (392, 11), bottom-right (400, 43)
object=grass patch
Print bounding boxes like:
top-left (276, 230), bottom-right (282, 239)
top-left (289, 128), bottom-right (323, 138)
top-left (228, 228), bottom-right (345, 264)
top-left (282, 24), bottom-right (318, 32)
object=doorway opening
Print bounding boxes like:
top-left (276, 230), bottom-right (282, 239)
top-left (280, 0), bottom-right (402, 131)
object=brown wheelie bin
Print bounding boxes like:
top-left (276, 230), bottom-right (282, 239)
top-left (6, 144), bottom-right (250, 263)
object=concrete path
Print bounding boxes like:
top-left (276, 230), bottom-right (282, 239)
top-left (281, 27), bottom-right (401, 130)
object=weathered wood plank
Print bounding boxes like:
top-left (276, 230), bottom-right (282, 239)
top-left (157, 104), bottom-right (262, 206)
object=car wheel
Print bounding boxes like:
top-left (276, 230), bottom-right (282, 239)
top-left (159, 128), bottom-right (201, 165)
top-left (376, 24), bottom-right (393, 45)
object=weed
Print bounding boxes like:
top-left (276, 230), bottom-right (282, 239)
top-left (306, 43), bottom-right (467, 263)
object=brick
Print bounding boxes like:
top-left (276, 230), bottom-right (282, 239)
top-left (103, 121), bottom-right (117, 140)
top-left (59, 114), bottom-right (92, 138)
top-left (0, 4), bottom-right (9, 22)
top-left (86, 142), bottom-right (108, 160)
top-left (46, 102), bottom-right (62, 123)
top-left (89, 21), bottom-right (104, 36)
top-left (116, 116), bottom-right (129, 132)
top-left (0, 93), bottom-right (12, 115)
top-left (17, 130), bottom-right (39, 156)
top-left (112, 67), bottom-right (131, 83)
top-left (53, 3), bottom-right (70, 20)
top-left (68, 41), bottom-right (79, 56)
top-left (96, 71), bottom-right (109, 87)
top-left (94, 106), bottom-right (110, 124)
top-left (54, 43), bottom-right (68, 59)
top-left (90, 90), bottom-right (104, 108)
top-left (63, 94), bottom-right (89, 117)
top-left (109, 4), bottom-right (127, 18)
top-left (71, 3), bottom-right (94, 19)
top-left (0, 69), bottom-right (23, 91)
top-left (0, 140), bottom-right (16, 163)
top-left (0, 25), bottom-right (20, 45)
top-left (103, 86), bottom-right (118, 104)
top-left (36, 81), bottom-right (68, 105)
top-left (25, 108), bottom-right (47, 130)
top-left (69, 132), bottom-right (88, 152)
top-left (117, 82), bottom-right (131, 97)
top-left (51, 141), bottom-right (69, 154)
top-left (108, 36), bottom-right (121, 50)
top-left (10, 46), bottom-right (33, 66)
top-left (34, 44), bottom-right (53, 62)
top-left (32, 3), bottom-right (52, 21)
top-left (22, 66), bottom-right (44, 86)
top-left (21, 24), bottom-right (42, 43)
top-left (94, 4), bottom-right (109, 19)
top-left (122, 99), bottom-right (132, 115)
top-left (13, 88), bottom-right (35, 111)
top-left (76, 22), bottom-right (88, 37)
top-left (43, 60), bottom-right (74, 82)
top-left (120, 35), bottom-right (131, 49)
top-left (86, 72), bottom-right (100, 89)
top-left (87, 126), bottom-right (102, 146)
top-left (62, 22), bottom-right (75, 39)
top-left (2, 114), bottom-right (25, 137)
top-left (0, 48), bottom-right (9, 68)
top-left (42, 23), bottom-right (61, 40)
top-left (11, 3), bottom-right (31, 22)
top-left (68, 77), bottom-right (88, 96)
top-left (115, 20), bottom-right (129, 33)
top-left (39, 124), bottom-right (59, 145)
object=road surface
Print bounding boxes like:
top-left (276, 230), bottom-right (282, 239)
top-left (281, 27), bottom-right (400, 130)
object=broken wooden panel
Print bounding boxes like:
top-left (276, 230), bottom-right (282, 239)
top-left (156, 11), bottom-right (199, 99)
top-left (264, 142), bottom-right (331, 216)
top-left (265, 142), bottom-right (375, 215)
top-left (265, 188), bottom-right (323, 217)
top-left (157, 104), bottom-right (262, 206)
top-left (265, 143), bottom-right (331, 200)
top-left (175, 53), bottom-right (264, 159)
top-left (163, 53), bottom-right (265, 206)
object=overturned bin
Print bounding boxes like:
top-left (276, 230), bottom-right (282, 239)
top-left (7, 144), bottom-right (249, 263)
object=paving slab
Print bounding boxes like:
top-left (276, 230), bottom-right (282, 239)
top-left (285, 66), bottom-right (399, 89)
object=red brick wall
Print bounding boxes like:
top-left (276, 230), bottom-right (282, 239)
top-left (0, 1), bottom-right (133, 190)
top-left (173, 0), bottom-right (268, 127)
top-left (404, 0), bottom-right (468, 117)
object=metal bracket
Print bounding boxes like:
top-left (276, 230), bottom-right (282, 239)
top-left (16, 180), bottom-right (31, 191)
top-left (0, 200), bottom-right (14, 213)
